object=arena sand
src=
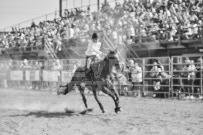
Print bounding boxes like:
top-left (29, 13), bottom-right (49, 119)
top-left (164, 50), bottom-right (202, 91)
top-left (0, 88), bottom-right (203, 135)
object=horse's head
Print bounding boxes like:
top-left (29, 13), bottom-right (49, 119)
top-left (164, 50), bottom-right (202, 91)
top-left (104, 49), bottom-right (121, 71)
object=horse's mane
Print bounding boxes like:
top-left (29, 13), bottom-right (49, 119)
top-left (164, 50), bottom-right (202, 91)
top-left (92, 50), bottom-right (119, 79)
top-left (90, 50), bottom-right (116, 66)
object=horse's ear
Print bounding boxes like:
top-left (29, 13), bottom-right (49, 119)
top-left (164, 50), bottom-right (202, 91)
top-left (109, 50), bottom-right (113, 54)
top-left (114, 48), bottom-right (118, 54)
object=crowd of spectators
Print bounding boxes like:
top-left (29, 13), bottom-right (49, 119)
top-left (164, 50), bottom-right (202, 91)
top-left (0, 0), bottom-right (203, 53)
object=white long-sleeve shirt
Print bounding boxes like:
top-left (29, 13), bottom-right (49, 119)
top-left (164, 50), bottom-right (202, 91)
top-left (85, 40), bottom-right (102, 57)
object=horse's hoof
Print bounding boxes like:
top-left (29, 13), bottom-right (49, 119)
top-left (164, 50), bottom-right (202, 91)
top-left (115, 107), bottom-right (122, 113)
top-left (80, 110), bottom-right (87, 115)
top-left (119, 107), bottom-right (123, 112)
top-left (102, 110), bottom-right (106, 113)
top-left (87, 108), bottom-right (94, 112)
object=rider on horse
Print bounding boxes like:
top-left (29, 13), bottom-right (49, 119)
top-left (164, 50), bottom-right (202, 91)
top-left (58, 33), bottom-right (123, 113)
top-left (85, 33), bottom-right (103, 72)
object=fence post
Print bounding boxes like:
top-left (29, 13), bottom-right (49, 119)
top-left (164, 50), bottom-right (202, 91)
top-left (142, 58), bottom-right (146, 96)
top-left (142, 58), bottom-right (145, 96)
top-left (201, 24), bottom-right (203, 45)
top-left (201, 56), bottom-right (203, 97)
top-left (169, 57), bottom-right (172, 97)
top-left (138, 24), bottom-right (141, 45)
top-left (178, 24), bottom-right (181, 46)
top-left (97, 0), bottom-right (100, 11)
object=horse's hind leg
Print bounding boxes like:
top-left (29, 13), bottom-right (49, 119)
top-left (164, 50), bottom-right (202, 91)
top-left (111, 86), bottom-right (120, 103)
top-left (92, 87), bottom-right (105, 113)
top-left (79, 86), bottom-right (88, 109)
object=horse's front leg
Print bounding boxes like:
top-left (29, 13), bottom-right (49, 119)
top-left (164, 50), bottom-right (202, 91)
top-left (102, 86), bottom-right (122, 113)
top-left (92, 86), bottom-right (105, 113)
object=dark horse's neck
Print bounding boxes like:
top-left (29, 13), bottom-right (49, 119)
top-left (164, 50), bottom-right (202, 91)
top-left (91, 56), bottom-right (118, 80)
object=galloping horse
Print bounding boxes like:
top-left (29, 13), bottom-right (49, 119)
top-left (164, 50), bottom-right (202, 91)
top-left (58, 50), bottom-right (122, 113)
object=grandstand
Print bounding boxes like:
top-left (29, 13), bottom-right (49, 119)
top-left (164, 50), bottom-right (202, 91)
top-left (0, 0), bottom-right (203, 61)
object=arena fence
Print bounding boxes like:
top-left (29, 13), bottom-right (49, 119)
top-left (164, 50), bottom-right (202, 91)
top-left (0, 56), bottom-right (202, 98)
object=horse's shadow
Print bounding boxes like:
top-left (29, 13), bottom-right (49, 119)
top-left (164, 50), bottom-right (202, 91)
top-left (10, 111), bottom-right (80, 118)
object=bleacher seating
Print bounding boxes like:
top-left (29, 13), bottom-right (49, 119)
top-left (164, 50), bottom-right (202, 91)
top-left (0, 0), bottom-right (203, 60)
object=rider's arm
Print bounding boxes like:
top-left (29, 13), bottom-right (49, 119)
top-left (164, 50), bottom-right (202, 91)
top-left (85, 40), bottom-right (93, 55)
top-left (92, 42), bottom-right (102, 55)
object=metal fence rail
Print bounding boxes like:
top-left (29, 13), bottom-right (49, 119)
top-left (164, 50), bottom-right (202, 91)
top-left (0, 56), bottom-right (202, 98)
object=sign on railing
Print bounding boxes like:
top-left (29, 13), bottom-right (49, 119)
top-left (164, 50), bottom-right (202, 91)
top-left (25, 70), bottom-right (40, 81)
top-left (10, 70), bottom-right (23, 81)
top-left (42, 70), bottom-right (60, 82)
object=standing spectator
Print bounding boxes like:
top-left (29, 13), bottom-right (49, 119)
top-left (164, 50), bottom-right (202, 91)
top-left (126, 59), bottom-right (135, 82)
top-left (150, 61), bottom-right (162, 91)
top-left (22, 59), bottom-right (32, 89)
top-left (51, 60), bottom-right (62, 90)
top-left (187, 60), bottom-right (197, 99)
top-left (182, 58), bottom-right (191, 97)
top-left (131, 62), bottom-right (143, 96)
top-left (195, 57), bottom-right (203, 99)
top-left (131, 62), bottom-right (143, 83)
top-left (32, 61), bottom-right (41, 90)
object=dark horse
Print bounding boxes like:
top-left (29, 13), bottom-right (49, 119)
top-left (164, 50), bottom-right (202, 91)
top-left (58, 50), bottom-right (122, 113)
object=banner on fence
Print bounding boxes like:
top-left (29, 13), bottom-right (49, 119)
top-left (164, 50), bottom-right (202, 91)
top-left (0, 67), bottom-right (7, 79)
top-left (10, 70), bottom-right (23, 81)
top-left (43, 70), bottom-right (60, 82)
top-left (25, 70), bottom-right (40, 81)
top-left (61, 71), bottom-right (74, 82)
top-left (0, 72), bottom-right (7, 79)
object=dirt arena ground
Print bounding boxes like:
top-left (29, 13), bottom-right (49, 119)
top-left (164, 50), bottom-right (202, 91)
top-left (0, 88), bottom-right (202, 135)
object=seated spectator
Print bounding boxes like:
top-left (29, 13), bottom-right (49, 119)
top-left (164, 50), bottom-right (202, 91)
top-left (150, 62), bottom-right (162, 91)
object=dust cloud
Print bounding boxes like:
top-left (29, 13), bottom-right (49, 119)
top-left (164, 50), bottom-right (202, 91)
top-left (0, 88), bottom-right (84, 113)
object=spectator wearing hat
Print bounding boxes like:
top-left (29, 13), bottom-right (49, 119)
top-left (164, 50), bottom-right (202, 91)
top-left (150, 61), bottom-right (162, 91)
top-left (182, 58), bottom-right (192, 97)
